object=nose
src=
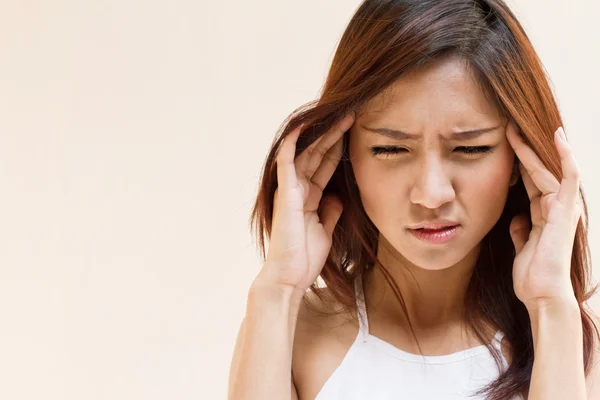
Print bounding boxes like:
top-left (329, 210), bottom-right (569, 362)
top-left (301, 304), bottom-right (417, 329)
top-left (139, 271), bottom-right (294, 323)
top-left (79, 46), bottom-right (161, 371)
top-left (409, 155), bottom-right (456, 209)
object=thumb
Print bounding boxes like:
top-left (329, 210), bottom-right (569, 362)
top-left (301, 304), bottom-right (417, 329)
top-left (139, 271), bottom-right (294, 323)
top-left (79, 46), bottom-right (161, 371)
top-left (319, 195), bottom-right (344, 239)
top-left (509, 213), bottom-right (530, 255)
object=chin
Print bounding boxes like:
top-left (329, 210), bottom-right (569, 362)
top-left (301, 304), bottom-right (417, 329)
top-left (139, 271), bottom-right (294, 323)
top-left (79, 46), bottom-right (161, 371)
top-left (389, 235), bottom-right (472, 271)
top-left (377, 226), bottom-right (480, 271)
top-left (405, 255), bottom-right (459, 271)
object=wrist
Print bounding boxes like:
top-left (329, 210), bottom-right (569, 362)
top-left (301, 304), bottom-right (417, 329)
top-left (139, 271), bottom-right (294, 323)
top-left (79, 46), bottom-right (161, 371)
top-left (525, 295), bottom-right (582, 357)
top-left (526, 295), bottom-right (580, 320)
top-left (249, 273), bottom-right (306, 308)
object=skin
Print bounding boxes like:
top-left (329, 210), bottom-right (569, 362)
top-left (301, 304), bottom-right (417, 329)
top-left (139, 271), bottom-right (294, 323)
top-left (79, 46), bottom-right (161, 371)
top-left (346, 54), bottom-right (517, 338)
top-left (236, 51), bottom-right (596, 400)
top-left (291, 55), bottom-right (522, 399)
top-left (232, 53), bottom-right (594, 400)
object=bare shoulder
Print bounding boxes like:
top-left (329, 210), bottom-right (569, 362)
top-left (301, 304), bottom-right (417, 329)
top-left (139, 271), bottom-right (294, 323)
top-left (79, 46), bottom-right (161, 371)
top-left (292, 287), bottom-right (358, 400)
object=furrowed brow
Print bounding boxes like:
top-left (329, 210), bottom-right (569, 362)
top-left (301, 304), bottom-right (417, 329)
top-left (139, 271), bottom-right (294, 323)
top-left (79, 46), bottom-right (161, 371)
top-left (362, 124), bottom-right (502, 141)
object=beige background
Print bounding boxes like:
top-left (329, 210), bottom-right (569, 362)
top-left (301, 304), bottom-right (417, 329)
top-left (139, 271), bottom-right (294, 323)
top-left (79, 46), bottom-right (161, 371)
top-left (0, 1), bottom-right (597, 399)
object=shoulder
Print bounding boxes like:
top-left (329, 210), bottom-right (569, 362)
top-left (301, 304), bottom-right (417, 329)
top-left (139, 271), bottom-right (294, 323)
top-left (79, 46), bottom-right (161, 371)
top-left (292, 287), bottom-right (358, 400)
top-left (293, 286), bottom-right (357, 359)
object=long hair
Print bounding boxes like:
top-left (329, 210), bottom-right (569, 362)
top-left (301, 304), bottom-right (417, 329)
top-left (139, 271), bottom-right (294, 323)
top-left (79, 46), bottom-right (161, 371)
top-left (249, 1), bottom-right (599, 398)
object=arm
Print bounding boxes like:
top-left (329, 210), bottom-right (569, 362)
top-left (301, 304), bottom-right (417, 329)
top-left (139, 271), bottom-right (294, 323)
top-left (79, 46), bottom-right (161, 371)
top-left (505, 124), bottom-right (598, 399)
top-left (527, 297), bottom-right (588, 399)
top-left (227, 111), bottom-right (353, 399)
top-left (228, 276), bottom-right (304, 400)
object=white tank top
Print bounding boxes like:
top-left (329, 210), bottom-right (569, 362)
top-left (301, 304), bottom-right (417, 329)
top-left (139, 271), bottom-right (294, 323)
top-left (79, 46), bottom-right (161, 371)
top-left (314, 276), bottom-right (525, 399)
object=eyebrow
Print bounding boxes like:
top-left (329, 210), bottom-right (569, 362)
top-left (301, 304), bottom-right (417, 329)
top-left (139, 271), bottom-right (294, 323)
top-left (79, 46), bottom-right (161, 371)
top-left (361, 124), bottom-right (502, 141)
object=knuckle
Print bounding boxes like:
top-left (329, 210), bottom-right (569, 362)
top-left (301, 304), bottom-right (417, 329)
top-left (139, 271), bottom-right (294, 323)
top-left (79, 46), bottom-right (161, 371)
top-left (312, 145), bottom-right (328, 159)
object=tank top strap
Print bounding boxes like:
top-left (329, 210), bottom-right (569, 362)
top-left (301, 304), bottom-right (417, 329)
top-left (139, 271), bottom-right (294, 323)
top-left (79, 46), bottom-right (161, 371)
top-left (354, 275), bottom-right (369, 340)
top-left (491, 330), bottom-right (505, 349)
top-left (491, 330), bottom-right (510, 370)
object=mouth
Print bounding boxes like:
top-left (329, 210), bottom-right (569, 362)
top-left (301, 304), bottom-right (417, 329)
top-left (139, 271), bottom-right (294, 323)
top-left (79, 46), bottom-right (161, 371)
top-left (408, 225), bottom-right (461, 244)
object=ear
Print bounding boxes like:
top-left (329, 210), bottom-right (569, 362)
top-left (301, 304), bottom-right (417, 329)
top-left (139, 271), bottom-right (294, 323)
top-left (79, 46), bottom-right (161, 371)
top-left (509, 160), bottom-right (520, 187)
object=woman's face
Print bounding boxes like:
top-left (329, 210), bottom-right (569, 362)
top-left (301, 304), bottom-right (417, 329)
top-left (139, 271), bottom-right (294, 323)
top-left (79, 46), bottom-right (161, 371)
top-left (347, 56), bottom-right (517, 271)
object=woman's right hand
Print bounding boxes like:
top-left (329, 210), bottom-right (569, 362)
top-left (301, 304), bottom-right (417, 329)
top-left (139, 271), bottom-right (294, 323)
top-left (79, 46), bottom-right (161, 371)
top-left (255, 112), bottom-right (356, 295)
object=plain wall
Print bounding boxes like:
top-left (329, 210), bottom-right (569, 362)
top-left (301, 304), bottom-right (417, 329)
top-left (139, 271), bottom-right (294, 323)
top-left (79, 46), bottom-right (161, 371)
top-left (0, 1), bottom-right (598, 399)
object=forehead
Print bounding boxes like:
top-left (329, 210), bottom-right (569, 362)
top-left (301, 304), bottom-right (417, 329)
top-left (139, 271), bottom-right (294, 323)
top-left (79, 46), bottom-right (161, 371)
top-left (357, 57), bottom-right (502, 133)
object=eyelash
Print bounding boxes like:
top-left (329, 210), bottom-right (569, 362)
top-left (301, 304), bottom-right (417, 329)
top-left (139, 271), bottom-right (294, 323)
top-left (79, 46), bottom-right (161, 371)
top-left (370, 146), bottom-right (493, 158)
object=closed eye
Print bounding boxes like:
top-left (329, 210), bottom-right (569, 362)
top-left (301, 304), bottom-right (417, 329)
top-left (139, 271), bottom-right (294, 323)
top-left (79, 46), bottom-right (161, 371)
top-left (370, 146), bottom-right (493, 158)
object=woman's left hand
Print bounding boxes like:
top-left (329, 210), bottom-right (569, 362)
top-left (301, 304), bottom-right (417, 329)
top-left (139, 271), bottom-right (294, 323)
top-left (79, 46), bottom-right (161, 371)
top-left (505, 121), bottom-right (583, 310)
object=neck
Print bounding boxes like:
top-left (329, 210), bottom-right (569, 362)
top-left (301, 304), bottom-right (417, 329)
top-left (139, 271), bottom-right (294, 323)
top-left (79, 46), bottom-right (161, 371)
top-left (362, 233), bottom-right (481, 332)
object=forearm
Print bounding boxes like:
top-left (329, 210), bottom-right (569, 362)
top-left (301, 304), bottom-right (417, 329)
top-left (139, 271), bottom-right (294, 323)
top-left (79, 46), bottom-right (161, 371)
top-left (228, 278), bottom-right (304, 400)
top-left (527, 297), bottom-right (586, 399)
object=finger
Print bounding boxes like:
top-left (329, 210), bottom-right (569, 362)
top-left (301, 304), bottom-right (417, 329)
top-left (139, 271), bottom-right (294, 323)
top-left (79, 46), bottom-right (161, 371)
top-left (319, 195), bottom-right (344, 239)
top-left (311, 136), bottom-right (344, 193)
top-left (519, 162), bottom-right (541, 201)
top-left (554, 127), bottom-right (581, 209)
top-left (506, 122), bottom-right (560, 196)
top-left (520, 163), bottom-right (553, 227)
top-left (509, 213), bottom-right (530, 255)
top-left (295, 133), bottom-right (325, 176)
top-left (539, 193), bottom-right (555, 225)
top-left (276, 123), bottom-right (304, 192)
top-left (528, 195), bottom-right (545, 228)
top-left (303, 112), bottom-right (355, 179)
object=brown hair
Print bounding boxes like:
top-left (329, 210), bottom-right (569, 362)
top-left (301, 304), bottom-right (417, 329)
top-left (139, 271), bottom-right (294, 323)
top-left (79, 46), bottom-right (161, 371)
top-left (249, 0), bottom-right (599, 398)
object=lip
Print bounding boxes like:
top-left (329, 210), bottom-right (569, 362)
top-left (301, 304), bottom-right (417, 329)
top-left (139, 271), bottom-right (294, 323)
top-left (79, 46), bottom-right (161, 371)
top-left (408, 225), bottom-right (461, 244)
top-left (409, 219), bottom-right (460, 230)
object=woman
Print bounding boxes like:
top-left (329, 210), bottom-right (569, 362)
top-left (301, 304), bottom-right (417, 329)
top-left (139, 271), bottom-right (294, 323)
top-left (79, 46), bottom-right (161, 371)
top-left (228, 0), bottom-right (600, 399)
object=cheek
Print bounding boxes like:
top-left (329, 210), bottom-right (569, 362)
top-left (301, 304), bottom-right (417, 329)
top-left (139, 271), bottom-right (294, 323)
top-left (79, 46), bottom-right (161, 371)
top-left (351, 146), bottom-right (515, 222)
top-left (351, 160), bottom-right (397, 219)
top-left (487, 147), bottom-right (514, 190)
top-left (353, 165), bottom-right (385, 209)
top-left (480, 161), bottom-right (511, 193)
top-left (464, 151), bottom-right (514, 215)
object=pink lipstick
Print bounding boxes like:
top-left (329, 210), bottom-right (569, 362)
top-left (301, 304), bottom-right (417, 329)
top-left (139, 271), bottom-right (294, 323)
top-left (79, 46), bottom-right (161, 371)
top-left (408, 225), bottom-right (460, 244)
